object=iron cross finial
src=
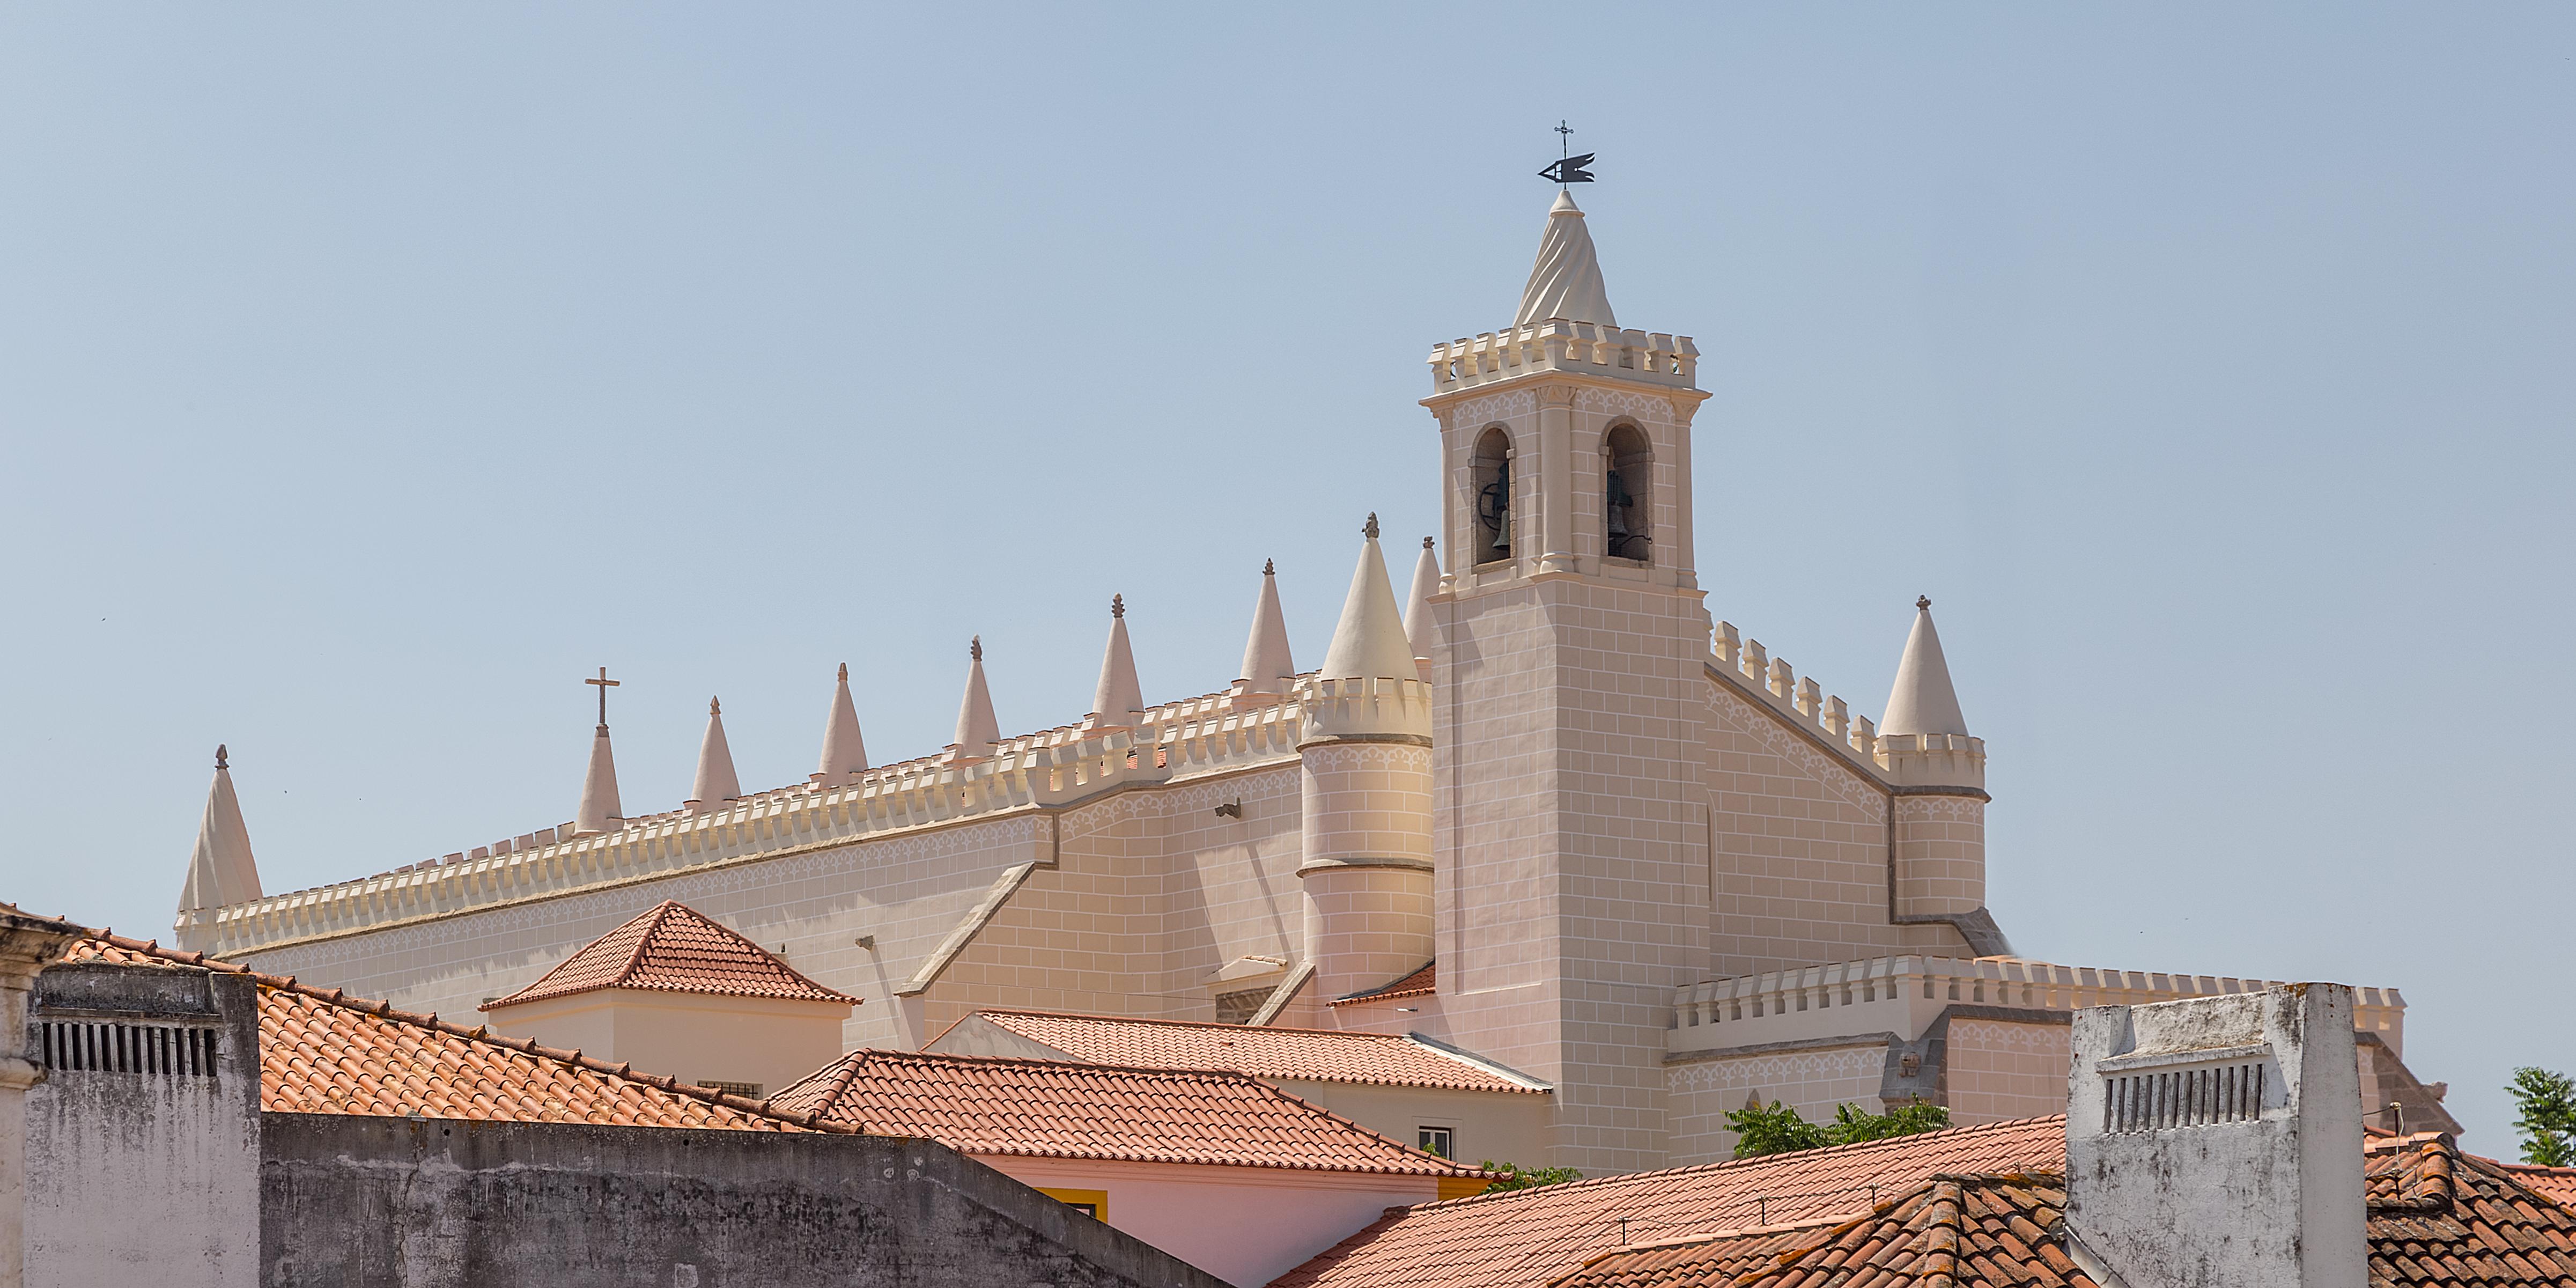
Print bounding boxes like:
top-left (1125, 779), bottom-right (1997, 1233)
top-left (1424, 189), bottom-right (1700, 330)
top-left (585, 667), bottom-right (619, 726)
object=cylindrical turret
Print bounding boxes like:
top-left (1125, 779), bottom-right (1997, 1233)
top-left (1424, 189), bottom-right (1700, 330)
top-left (1297, 516), bottom-right (1437, 1004)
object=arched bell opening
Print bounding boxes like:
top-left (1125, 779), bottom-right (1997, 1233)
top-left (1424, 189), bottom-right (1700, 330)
top-left (1470, 426), bottom-right (1515, 566)
top-left (1603, 424), bottom-right (1653, 564)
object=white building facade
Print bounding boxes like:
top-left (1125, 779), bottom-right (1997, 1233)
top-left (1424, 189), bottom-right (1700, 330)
top-left (169, 190), bottom-right (2445, 1176)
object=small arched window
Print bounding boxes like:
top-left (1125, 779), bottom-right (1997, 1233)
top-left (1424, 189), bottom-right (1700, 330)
top-left (1603, 425), bottom-right (1652, 563)
top-left (1471, 427), bottom-right (1514, 565)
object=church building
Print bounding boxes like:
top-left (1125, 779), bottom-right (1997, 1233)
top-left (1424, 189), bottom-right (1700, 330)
top-left (168, 188), bottom-right (2454, 1176)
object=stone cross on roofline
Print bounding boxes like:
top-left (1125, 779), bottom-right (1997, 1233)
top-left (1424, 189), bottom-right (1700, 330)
top-left (585, 667), bottom-right (619, 727)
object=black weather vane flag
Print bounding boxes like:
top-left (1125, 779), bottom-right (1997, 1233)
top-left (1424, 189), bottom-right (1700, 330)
top-left (1540, 120), bottom-right (1595, 186)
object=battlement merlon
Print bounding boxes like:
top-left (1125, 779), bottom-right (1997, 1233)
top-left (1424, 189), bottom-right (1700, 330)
top-left (1426, 321), bottom-right (1700, 397)
top-left (1711, 621), bottom-right (1987, 793)
top-left (181, 681), bottom-right (1323, 958)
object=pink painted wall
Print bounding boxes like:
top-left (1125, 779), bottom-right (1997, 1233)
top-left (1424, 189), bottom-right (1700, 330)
top-left (975, 1155), bottom-right (1440, 1288)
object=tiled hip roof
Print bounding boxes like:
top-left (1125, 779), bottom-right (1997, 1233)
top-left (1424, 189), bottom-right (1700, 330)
top-left (771, 1048), bottom-right (1487, 1177)
top-left (64, 931), bottom-right (839, 1133)
top-left (956, 1007), bottom-right (1543, 1093)
top-left (484, 900), bottom-right (855, 1009)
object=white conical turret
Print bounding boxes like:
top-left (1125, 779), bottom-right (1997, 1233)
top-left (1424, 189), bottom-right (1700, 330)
top-left (1514, 189), bottom-right (1617, 328)
top-left (1087, 594), bottom-right (1145, 730)
top-left (1320, 515), bottom-right (1420, 683)
top-left (574, 723), bottom-right (624, 835)
top-left (1230, 560), bottom-right (1297, 704)
top-left (1881, 597), bottom-right (1970, 737)
top-left (949, 636), bottom-right (1001, 761)
top-left (687, 697), bottom-right (742, 812)
top-left (813, 663), bottom-right (869, 783)
top-left (574, 667), bottom-right (625, 836)
top-left (178, 744), bottom-right (262, 913)
top-left (1402, 535), bottom-right (1441, 669)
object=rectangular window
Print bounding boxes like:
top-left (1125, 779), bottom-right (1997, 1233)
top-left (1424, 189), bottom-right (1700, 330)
top-left (1038, 1187), bottom-right (1109, 1221)
top-left (700, 1080), bottom-right (763, 1098)
top-left (1418, 1126), bottom-right (1455, 1159)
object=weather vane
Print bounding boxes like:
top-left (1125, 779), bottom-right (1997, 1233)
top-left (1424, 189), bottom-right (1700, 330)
top-left (1539, 120), bottom-right (1595, 187)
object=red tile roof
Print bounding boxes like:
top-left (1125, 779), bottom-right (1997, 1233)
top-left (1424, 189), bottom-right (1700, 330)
top-left (1331, 961), bottom-right (1436, 1007)
top-left (771, 1048), bottom-right (1486, 1177)
top-left (1556, 1173), bottom-right (2093, 1288)
top-left (1271, 1116), bottom-right (2069, 1288)
top-left (2368, 1133), bottom-right (2576, 1285)
top-left (485, 900), bottom-right (854, 1009)
top-left (65, 931), bottom-right (844, 1134)
top-left (950, 1009), bottom-right (1543, 1094)
top-left (2501, 1164), bottom-right (2576, 1212)
top-left (1281, 1127), bottom-right (2576, 1288)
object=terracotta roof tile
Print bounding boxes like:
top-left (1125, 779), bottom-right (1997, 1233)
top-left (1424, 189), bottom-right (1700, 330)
top-left (1331, 961), bottom-right (1436, 1007)
top-left (2368, 1134), bottom-right (2576, 1285)
top-left (1271, 1116), bottom-right (2068, 1288)
top-left (485, 900), bottom-right (854, 1009)
top-left (954, 1008), bottom-right (1541, 1094)
top-left (64, 932), bottom-right (842, 1134)
top-left (771, 1048), bottom-right (1486, 1176)
top-left (2500, 1165), bottom-right (2576, 1213)
top-left (1545, 1172), bottom-right (2091, 1288)
top-left (1277, 1127), bottom-right (2576, 1288)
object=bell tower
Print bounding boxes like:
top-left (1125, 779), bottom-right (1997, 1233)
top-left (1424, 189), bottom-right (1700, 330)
top-left (1419, 189), bottom-right (1714, 1174)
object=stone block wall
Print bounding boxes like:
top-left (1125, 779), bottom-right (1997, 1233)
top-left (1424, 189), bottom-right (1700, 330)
top-left (1894, 796), bottom-right (1986, 922)
top-left (1942, 1017), bottom-right (2070, 1125)
top-left (1705, 680), bottom-right (1973, 979)
top-left (1665, 1040), bottom-right (1893, 1167)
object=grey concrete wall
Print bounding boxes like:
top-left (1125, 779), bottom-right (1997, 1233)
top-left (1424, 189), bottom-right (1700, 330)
top-left (24, 963), bottom-right (262, 1288)
top-left (261, 1114), bottom-right (1232, 1288)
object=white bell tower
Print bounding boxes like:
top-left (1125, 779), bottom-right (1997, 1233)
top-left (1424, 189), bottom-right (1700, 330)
top-left (1418, 188), bottom-right (1716, 1174)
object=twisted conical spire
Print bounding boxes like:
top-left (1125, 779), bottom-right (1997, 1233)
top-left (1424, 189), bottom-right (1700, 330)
top-left (1881, 597), bottom-right (1970, 737)
top-left (1234, 560), bottom-right (1296, 699)
top-left (1090, 594), bottom-right (1144, 725)
top-left (574, 722), bottom-right (624, 836)
top-left (178, 744), bottom-right (262, 914)
top-left (951, 636), bottom-right (1001, 756)
top-left (1403, 535), bottom-right (1441, 664)
top-left (1320, 514), bottom-right (1418, 682)
top-left (688, 697), bottom-right (742, 809)
top-left (1514, 189), bottom-right (1617, 328)
top-left (814, 662), bottom-right (869, 782)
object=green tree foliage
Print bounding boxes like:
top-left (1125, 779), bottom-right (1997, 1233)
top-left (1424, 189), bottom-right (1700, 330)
top-left (1480, 1160), bottom-right (1585, 1193)
top-left (2509, 1066), bottom-right (2576, 1167)
top-left (1725, 1098), bottom-right (1953, 1159)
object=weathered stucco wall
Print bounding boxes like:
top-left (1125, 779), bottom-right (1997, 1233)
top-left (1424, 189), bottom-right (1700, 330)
top-left (259, 1113), bottom-right (1231, 1288)
top-left (23, 964), bottom-right (262, 1288)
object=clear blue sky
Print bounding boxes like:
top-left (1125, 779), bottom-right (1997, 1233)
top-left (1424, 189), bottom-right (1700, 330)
top-left (4, 6), bottom-right (2568, 1149)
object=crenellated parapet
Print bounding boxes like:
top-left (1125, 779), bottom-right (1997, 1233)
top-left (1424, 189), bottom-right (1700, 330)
top-left (193, 680), bottom-right (1321, 957)
top-left (1710, 620), bottom-right (1985, 791)
top-left (1670, 954), bottom-right (2408, 1059)
top-left (1427, 321), bottom-right (1698, 395)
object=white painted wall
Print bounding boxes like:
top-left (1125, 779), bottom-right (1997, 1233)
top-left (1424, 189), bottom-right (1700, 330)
top-left (483, 987), bottom-right (851, 1096)
top-left (21, 969), bottom-right (260, 1288)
